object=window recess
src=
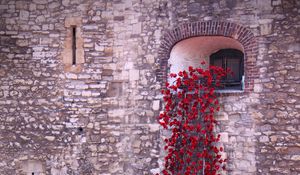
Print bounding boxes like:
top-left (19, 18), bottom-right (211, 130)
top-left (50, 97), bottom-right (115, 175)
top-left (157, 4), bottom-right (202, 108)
top-left (62, 17), bottom-right (84, 72)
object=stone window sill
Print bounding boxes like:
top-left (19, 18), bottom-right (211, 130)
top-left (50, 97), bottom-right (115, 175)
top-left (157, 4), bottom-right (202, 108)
top-left (215, 89), bottom-right (244, 93)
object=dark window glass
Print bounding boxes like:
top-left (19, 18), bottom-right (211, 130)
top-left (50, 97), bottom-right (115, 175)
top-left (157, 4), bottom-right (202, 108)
top-left (210, 49), bottom-right (244, 90)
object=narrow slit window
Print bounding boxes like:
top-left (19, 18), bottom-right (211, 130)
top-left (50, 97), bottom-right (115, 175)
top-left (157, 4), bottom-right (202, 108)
top-left (63, 18), bottom-right (85, 71)
top-left (72, 26), bottom-right (76, 65)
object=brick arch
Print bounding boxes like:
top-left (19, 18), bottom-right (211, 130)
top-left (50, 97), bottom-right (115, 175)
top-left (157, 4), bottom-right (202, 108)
top-left (156, 21), bottom-right (258, 92)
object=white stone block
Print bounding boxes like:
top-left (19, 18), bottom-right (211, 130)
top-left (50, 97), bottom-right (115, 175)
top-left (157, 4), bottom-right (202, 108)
top-left (220, 132), bottom-right (229, 143)
top-left (45, 136), bottom-right (55, 141)
top-left (129, 69), bottom-right (139, 81)
top-left (152, 100), bottom-right (160, 110)
top-left (149, 124), bottom-right (160, 132)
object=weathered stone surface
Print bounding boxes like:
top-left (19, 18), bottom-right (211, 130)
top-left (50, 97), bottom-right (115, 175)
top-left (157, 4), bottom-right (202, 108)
top-left (0, 0), bottom-right (299, 175)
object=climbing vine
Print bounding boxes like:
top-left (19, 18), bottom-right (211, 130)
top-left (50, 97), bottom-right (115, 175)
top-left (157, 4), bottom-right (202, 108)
top-left (157, 62), bottom-right (228, 175)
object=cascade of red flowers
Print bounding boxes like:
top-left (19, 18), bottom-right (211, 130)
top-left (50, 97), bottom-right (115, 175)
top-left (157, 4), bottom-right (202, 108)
top-left (157, 62), bottom-right (229, 175)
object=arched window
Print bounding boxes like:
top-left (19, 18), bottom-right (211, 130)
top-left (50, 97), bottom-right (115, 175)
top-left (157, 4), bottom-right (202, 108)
top-left (158, 21), bottom-right (257, 92)
top-left (168, 36), bottom-right (245, 92)
top-left (210, 49), bottom-right (244, 90)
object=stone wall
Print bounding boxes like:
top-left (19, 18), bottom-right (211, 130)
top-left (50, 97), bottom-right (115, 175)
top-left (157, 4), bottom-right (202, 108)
top-left (253, 0), bottom-right (300, 173)
top-left (0, 0), bottom-right (299, 175)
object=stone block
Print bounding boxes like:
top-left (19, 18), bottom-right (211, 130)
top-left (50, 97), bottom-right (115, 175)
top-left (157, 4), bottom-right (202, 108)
top-left (288, 43), bottom-right (300, 52)
top-left (108, 109), bottom-right (125, 118)
top-left (149, 124), bottom-right (159, 132)
top-left (129, 69), bottom-right (139, 81)
top-left (16, 1), bottom-right (28, 10)
top-left (132, 140), bottom-right (141, 148)
top-left (224, 104), bottom-right (232, 112)
top-left (132, 22), bottom-right (142, 34)
top-left (62, 0), bottom-right (70, 6)
top-left (236, 160), bottom-right (251, 171)
top-left (106, 82), bottom-right (122, 97)
top-left (45, 136), bottom-right (55, 141)
top-left (95, 43), bottom-right (105, 51)
top-left (0, 5), bottom-right (8, 9)
top-left (259, 19), bottom-right (273, 35)
top-left (146, 55), bottom-right (155, 64)
top-left (291, 155), bottom-right (300, 161)
top-left (29, 3), bottom-right (36, 11)
top-left (220, 132), bottom-right (229, 143)
top-left (102, 69), bottom-right (113, 76)
top-left (259, 135), bottom-right (269, 142)
top-left (254, 83), bottom-right (263, 92)
top-left (272, 0), bottom-right (281, 6)
top-left (75, 84), bottom-right (88, 90)
top-left (257, 0), bottom-right (272, 11)
top-left (49, 2), bottom-right (60, 9)
top-left (19, 10), bottom-right (29, 20)
top-left (215, 111), bottom-right (229, 121)
top-left (20, 160), bottom-right (45, 175)
top-left (152, 100), bottom-right (160, 111)
top-left (82, 91), bottom-right (92, 97)
top-left (33, 0), bottom-right (47, 4)
top-left (65, 73), bottom-right (77, 79)
top-left (16, 39), bottom-right (29, 47)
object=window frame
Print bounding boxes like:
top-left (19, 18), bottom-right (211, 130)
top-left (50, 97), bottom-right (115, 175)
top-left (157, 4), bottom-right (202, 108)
top-left (210, 49), bottom-right (244, 91)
